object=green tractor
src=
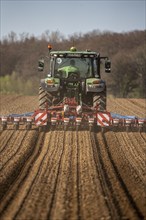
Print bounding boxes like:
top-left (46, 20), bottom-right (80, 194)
top-left (38, 45), bottom-right (111, 111)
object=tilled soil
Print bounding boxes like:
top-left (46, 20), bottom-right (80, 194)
top-left (0, 95), bottom-right (146, 220)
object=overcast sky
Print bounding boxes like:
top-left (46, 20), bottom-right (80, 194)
top-left (0, 0), bottom-right (146, 39)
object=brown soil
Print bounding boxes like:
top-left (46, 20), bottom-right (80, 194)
top-left (0, 95), bottom-right (146, 220)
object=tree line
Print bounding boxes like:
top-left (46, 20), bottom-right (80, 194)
top-left (0, 30), bottom-right (145, 98)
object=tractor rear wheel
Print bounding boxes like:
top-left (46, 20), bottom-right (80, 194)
top-left (93, 90), bottom-right (106, 111)
top-left (39, 86), bottom-right (53, 109)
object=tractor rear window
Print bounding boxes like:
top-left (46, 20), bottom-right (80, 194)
top-left (54, 57), bottom-right (94, 78)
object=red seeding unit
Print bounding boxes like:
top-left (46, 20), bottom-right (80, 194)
top-left (0, 98), bottom-right (145, 132)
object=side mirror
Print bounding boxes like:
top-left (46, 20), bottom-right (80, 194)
top-left (105, 59), bottom-right (111, 73)
top-left (38, 59), bottom-right (44, 71)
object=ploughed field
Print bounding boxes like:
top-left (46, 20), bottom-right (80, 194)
top-left (0, 95), bottom-right (146, 220)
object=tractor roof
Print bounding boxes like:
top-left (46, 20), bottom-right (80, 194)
top-left (50, 50), bottom-right (99, 58)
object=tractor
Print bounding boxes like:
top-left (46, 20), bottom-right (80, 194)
top-left (38, 45), bottom-right (111, 111)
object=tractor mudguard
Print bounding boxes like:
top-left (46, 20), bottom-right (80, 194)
top-left (86, 78), bottom-right (106, 93)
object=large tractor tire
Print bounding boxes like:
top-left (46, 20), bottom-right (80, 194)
top-left (39, 86), bottom-right (53, 109)
top-left (93, 90), bottom-right (107, 111)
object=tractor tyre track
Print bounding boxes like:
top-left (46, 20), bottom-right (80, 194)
top-left (92, 132), bottom-right (145, 219)
top-left (0, 130), bottom-right (38, 200)
top-left (11, 131), bottom-right (66, 220)
top-left (103, 131), bottom-right (145, 219)
top-left (0, 131), bottom-right (45, 217)
top-left (0, 130), bottom-right (15, 153)
top-left (91, 132), bottom-right (123, 219)
top-left (77, 131), bottom-right (110, 219)
top-left (0, 130), bottom-right (28, 170)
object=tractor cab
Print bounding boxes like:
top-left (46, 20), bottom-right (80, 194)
top-left (38, 46), bottom-right (111, 78)
top-left (50, 51), bottom-right (99, 79)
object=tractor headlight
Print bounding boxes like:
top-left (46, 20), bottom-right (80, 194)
top-left (88, 83), bottom-right (104, 88)
top-left (46, 79), bottom-right (55, 84)
top-left (86, 79), bottom-right (105, 92)
top-left (92, 79), bottom-right (100, 84)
